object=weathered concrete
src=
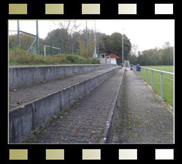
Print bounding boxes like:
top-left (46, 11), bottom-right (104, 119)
top-left (9, 64), bottom-right (114, 89)
top-left (21, 68), bottom-right (125, 144)
top-left (9, 66), bottom-right (120, 143)
top-left (99, 69), bottom-right (124, 143)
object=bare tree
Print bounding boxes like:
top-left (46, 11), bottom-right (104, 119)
top-left (131, 44), bottom-right (139, 56)
top-left (53, 20), bottom-right (81, 54)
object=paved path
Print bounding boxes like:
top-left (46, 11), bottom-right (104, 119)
top-left (111, 68), bottom-right (173, 144)
top-left (23, 69), bottom-right (124, 144)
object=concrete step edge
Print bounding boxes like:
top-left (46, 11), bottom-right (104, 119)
top-left (9, 64), bottom-right (116, 89)
top-left (99, 67), bottom-right (126, 143)
top-left (9, 66), bottom-right (120, 143)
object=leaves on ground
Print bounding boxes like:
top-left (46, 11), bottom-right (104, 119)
top-left (17, 100), bottom-right (23, 104)
top-left (91, 131), bottom-right (95, 135)
top-left (118, 138), bottom-right (122, 141)
top-left (135, 120), bottom-right (141, 124)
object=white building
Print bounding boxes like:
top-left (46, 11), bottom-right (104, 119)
top-left (100, 53), bottom-right (120, 65)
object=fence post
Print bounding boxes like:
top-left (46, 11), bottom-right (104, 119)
top-left (160, 72), bottom-right (163, 101)
top-left (151, 70), bottom-right (153, 90)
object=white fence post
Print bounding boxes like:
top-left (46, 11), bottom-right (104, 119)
top-left (151, 70), bottom-right (153, 90)
top-left (146, 69), bottom-right (148, 84)
top-left (161, 72), bottom-right (163, 101)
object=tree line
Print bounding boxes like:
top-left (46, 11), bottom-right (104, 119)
top-left (9, 21), bottom-right (132, 65)
top-left (128, 42), bottom-right (173, 66)
top-left (9, 21), bottom-right (173, 66)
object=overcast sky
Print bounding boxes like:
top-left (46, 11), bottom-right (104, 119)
top-left (9, 20), bottom-right (174, 52)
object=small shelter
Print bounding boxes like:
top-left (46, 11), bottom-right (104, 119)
top-left (107, 53), bottom-right (121, 64)
top-left (108, 53), bottom-right (121, 59)
top-left (100, 53), bottom-right (120, 65)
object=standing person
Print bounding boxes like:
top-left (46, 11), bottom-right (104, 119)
top-left (130, 63), bottom-right (133, 70)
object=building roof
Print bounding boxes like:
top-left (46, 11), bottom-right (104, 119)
top-left (108, 53), bottom-right (121, 59)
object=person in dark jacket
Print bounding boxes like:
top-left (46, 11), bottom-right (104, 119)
top-left (130, 63), bottom-right (133, 70)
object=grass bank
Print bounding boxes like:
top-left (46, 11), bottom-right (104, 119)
top-left (9, 49), bottom-right (100, 65)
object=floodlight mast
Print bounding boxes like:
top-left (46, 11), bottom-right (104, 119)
top-left (17, 20), bottom-right (39, 54)
top-left (36, 21), bottom-right (39, 54)
top-left (94, 20), bottom-right (96, 57)
top-left (122, 34), bottom-right (124, 65)
top-left (121, 28), bottom-right (125, 66)
top-left (17, 21), bottom-right (20, 48)
top-left (86, 21), bottom-right (88, 52)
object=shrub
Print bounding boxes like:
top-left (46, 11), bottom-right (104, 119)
top-left (9, 49), bottom-right (100, 65)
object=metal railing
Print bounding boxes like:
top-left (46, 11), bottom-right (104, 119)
top-left (132, 65), bottom-right (174, 107)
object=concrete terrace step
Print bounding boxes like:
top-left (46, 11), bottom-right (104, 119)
top-left (9, 66), bottom-right (119, 110)
top-left (22, 68), bottom-right (125, 144)
top-left (9, 64), bottom-right (115, 89)
top-left (9, 66), bottom-right (121, 143)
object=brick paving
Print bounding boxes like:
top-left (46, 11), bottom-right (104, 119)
top-left (111, 68), bottom-right (173, 144)
top-left (23, 69), bottom-right (124, 144)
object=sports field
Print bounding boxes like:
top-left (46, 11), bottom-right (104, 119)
top-left (135, 65), bottom-right (174, 107)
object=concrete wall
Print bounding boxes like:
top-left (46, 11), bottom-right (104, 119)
top-left (9, 64), bottom-right (114, 89)
top-left (100, 58), bottom-right (117, 65)
top-left (9, 67), bottom-right (119, 143)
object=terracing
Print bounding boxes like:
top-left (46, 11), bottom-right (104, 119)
top-left (9, 64), bottom-right (173, 144)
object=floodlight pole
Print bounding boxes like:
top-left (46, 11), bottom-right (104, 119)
top-left (86, 21), bottom-right (88, 52)
top-left (17, 20), bottom-right (20, 48)
top-left (36, 20), bottom-right (39, 54)
top-left (94, 20), bottom-right (96, 57)
top-left (122, 34), bottom-right (124, 65)
top-left (121, 28), bottom-right (125, 66)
